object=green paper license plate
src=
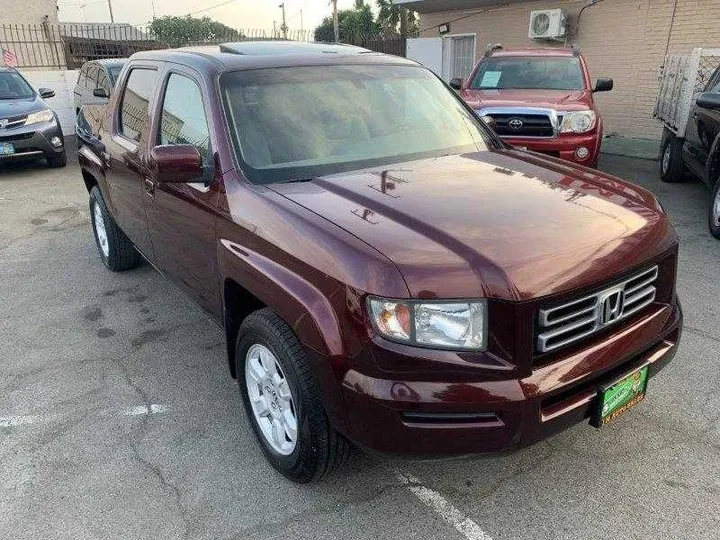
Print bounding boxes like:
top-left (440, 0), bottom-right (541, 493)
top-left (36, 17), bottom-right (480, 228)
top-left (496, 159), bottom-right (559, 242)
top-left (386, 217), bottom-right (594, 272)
top-left (0, 143), bottom-right (14, 155)
top-left (592, 365), bottom-right (649, 428)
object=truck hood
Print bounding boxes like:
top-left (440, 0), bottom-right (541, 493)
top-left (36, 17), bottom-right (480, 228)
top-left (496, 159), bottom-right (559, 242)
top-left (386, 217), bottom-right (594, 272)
top-left (461, 88), bottom-right (593, 112)
top-left (268, 150), bottom-right (676, 301)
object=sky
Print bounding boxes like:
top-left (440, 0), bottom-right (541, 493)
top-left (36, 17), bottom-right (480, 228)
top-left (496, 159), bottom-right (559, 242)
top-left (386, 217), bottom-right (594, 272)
top-left (56, 0), bottom-right (364, 31)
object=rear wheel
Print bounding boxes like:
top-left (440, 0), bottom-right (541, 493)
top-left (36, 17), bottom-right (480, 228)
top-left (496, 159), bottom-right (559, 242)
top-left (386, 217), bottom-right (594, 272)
top-left (708, 178), bottom-right (720, 239)
top-left (660, 129), bottom-right (686, 183)
top-left (89, 186), bottom-right (141, 271)
top-left (236, 309), bottom-right (351, 483)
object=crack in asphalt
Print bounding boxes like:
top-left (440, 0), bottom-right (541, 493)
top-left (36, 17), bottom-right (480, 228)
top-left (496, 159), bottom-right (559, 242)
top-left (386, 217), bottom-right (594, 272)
top-left (228, 479), bottom-right (407, 540)
top-left (110, 347), bottom-right (192, 539)
top-left (683, 324), bottom-right (720, 344)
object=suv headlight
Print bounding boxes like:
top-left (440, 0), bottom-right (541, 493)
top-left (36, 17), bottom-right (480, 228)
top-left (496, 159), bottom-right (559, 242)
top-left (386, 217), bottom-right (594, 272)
top-left (25, 109), bottom-right (55, 125)
top-left (560, 110), bottom-right (596, 133)
top-left (367, 297), bottom-right (487, 350)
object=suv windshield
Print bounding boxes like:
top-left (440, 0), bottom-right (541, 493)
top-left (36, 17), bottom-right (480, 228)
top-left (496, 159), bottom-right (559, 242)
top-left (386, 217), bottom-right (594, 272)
top-left (221, 64), bottom-right (490, 184)
top-left (469, 56), bottom-right (585, 91)
top-left (0, 70), bottom-right (34, 100)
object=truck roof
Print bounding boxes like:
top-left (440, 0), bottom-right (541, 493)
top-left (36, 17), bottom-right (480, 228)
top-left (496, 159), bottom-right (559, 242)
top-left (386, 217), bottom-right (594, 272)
top-left (129, 41), bottom-right (415, 72)
top-left (490, 48), bottom-right (578, 58)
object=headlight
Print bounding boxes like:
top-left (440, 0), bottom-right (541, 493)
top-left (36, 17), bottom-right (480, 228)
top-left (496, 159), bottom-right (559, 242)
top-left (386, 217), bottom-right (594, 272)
top-left (25, 109), bottom-right (54, 125)
top-left (560, 110), bottom-right (596, 133)
top-left (367, 297), bottom-right (487, 350)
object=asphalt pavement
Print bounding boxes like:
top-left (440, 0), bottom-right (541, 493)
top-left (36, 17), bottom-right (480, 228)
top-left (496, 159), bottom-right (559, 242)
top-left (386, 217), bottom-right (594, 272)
top-left (0, 146), bottom-right (718, 540)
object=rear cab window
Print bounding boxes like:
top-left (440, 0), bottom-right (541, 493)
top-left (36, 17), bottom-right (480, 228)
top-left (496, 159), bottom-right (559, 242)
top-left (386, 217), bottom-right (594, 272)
top-left (118, 67), bottom-right (159, 143)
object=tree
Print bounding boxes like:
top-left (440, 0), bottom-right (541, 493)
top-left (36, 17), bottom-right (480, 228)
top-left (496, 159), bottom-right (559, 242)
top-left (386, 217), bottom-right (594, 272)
top-left (314, 1), bottom-right (378, 44)
top-left (149, 16), bottom-right (243, 48)
top-left (376, 0), bottom-right (418, 37)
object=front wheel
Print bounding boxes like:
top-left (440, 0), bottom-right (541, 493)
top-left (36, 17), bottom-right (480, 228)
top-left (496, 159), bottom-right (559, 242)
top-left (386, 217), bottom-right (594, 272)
top-left (660, 129), bottom-right (686, 183)
top-left (236, 309), bottom-right (351, 483)
top-left (708, 179), bottom-right (720, 239)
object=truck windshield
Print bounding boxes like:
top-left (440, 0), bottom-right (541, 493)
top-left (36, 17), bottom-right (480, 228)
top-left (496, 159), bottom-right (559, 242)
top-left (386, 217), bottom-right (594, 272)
top-left (0, 70), bottom-right (34, 100)
top-left (469, 57), bottom-right (585, 91)
top-left (221, 64), bottom-right (490, 184)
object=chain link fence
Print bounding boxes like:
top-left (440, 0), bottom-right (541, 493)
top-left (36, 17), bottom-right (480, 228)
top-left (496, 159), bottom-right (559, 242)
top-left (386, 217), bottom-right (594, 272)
top-left (0, 23), bottom-right (408, 70)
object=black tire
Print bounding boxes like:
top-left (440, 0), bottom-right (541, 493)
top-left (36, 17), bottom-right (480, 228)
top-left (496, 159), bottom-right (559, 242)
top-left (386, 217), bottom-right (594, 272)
top-left (89, 186), bottom-right (141, 271)
top-left (660, 128), bottom-right (686, 183)
top-left (708, 178), bottom-right (720, 239)
top-left (47, 151), bottom-right (67, 168)
top-left (236, 308), bottom-right (351, 483)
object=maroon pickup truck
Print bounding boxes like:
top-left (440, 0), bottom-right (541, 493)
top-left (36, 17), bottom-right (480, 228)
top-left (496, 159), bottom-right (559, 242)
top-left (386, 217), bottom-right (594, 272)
top-left (77, 42), bottom-right (682, 483)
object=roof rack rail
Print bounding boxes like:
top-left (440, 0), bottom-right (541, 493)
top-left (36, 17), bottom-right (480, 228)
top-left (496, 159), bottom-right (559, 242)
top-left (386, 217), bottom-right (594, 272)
top-left (483, 43), bottom-right (503, 58)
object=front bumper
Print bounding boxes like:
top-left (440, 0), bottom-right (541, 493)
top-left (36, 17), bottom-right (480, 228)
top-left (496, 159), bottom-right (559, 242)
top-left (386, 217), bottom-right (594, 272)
top-left (338, 298), bottom-right (681, 458)
top-left (0, 120), bottom-right (65, 161)
top-left (503, 132), bottom-right (602, 167)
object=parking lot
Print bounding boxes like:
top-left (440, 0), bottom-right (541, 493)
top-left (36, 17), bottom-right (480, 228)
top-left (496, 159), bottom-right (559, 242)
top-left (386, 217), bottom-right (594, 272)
top-left (1, 143), bottom-right (718, 540)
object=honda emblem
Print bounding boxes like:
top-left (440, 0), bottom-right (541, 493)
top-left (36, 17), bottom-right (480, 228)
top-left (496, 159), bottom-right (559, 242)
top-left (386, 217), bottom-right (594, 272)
top-left (601, 290), bottom-right (624, 325)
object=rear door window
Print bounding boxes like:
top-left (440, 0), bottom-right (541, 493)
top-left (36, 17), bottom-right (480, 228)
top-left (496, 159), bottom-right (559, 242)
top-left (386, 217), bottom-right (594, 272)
top-left (119, 68), bottom-right (159, 142)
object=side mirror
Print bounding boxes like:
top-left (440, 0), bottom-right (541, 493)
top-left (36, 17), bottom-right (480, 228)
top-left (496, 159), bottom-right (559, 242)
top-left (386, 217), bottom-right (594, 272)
top-left (449, 77), bottom-right (463, 90)
top-left (93, 87), bottom-right (109, 98)
top-left (38, 88), bottom-right (55, 99)
top-left (150, 145), bottom-right (203, 184)
top-left (696, 92), bottom-right (720, 110)
top-left (593, 78), bottom-right (613, 93)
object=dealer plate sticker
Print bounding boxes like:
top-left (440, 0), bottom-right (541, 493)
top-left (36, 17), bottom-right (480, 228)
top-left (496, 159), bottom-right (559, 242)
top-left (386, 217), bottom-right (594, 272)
top-left (592, 366), bottom-right (649, 427)
top-left (0, 143), bottom-right (14, 155)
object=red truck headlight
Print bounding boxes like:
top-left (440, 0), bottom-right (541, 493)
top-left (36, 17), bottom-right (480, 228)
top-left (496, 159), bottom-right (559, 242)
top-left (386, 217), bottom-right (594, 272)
top-left (560, 110), bottom-right (597, 133)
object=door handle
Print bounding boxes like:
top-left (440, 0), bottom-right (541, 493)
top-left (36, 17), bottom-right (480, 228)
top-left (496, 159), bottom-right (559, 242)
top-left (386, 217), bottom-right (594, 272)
top-left (144, 177), bottom-right (155, 196)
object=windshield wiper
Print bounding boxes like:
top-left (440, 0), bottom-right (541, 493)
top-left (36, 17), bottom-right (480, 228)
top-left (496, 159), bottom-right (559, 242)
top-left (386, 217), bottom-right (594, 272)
top-left (285, 177), bottom-right (315, 183)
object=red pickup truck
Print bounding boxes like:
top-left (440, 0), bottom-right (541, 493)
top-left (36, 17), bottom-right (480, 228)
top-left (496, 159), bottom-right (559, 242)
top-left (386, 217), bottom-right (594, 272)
top-left (77, 42), bottom-right (681, 483)
top-left (451, 47), bottom-right (613, 167)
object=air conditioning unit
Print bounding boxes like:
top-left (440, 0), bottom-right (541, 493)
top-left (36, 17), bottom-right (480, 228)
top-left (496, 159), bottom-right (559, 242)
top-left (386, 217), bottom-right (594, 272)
top-left (528, 9), bottom-right (567, 41)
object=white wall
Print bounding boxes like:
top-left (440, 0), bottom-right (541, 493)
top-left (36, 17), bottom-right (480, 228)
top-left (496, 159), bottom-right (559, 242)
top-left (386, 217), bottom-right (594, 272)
top-left (406, 38), bottom-right (443, 78)
top-left (22, 70), bottom-right (79, 136)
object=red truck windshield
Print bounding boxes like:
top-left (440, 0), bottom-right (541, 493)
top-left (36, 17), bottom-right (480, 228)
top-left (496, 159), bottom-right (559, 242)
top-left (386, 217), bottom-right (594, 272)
top-left (469, 56), bottom-right (585, 91)
top-left (221, 64), bottom-right (490, 184)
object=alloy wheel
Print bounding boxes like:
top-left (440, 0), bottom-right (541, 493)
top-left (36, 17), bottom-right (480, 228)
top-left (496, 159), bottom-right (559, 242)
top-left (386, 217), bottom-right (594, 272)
top-left (662, 143), bottom-right (671, 175)
top-left (244, 344), bottom-right (298, 455)
top-left (94, 201), bottom-right (109, 257)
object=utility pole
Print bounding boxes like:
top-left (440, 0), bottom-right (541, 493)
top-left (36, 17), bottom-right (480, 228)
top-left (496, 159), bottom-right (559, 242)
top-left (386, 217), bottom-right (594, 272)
top-left (300, 9), bottom-right (303, 33)
top-left (279, 3), bottom-right (288, 40)
top-left (332, 0), bottom-right (339, 42)
top-left (107, 0), bottom-right (114, 23)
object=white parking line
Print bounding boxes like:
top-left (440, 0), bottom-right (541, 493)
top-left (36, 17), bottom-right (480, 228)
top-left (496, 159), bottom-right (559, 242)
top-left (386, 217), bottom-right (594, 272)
top-left (120, 404), bottom-right (167, 416)
top-left (0, 414), bottom-right (40, 428)
top-left (394, 469), bottom-right (494, 540)
top-left (0, 404), bottom-right (168, 428)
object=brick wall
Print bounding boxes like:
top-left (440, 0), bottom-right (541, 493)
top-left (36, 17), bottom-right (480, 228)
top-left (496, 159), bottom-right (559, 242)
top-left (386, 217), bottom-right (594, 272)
top-left (419, 0), bottom-right (720, 140)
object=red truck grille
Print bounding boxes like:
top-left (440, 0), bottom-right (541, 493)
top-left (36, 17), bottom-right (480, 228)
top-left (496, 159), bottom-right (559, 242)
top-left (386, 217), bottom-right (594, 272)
top-left (487, 113), bottom-right (556, 138)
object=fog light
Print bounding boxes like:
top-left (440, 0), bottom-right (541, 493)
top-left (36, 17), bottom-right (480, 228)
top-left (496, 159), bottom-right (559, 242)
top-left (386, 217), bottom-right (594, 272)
top-left (50, 136), bottom-right (63, 148)
top-left (575, 146), bottom-right (590, 160)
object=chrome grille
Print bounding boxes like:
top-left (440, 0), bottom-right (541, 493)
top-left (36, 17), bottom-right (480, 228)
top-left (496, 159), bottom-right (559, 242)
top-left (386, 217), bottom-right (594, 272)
top-left (537, 266), bottom-right (659, 353)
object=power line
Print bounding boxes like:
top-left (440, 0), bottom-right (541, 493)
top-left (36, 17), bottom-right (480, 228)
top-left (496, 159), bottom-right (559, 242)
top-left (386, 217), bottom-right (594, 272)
top-left (189, 0), bottom-right (241, 16)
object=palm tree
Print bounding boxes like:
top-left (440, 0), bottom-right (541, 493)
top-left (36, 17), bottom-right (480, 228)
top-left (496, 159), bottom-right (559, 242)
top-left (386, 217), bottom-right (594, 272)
top-left (376, 0), bottom-right (417, 37)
